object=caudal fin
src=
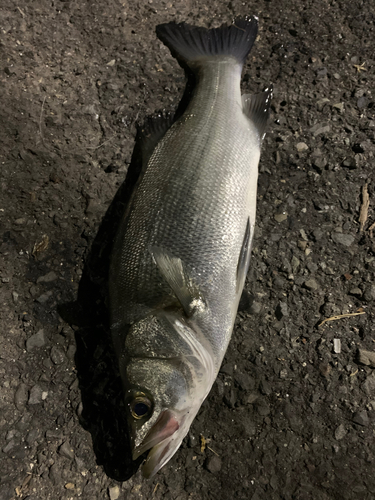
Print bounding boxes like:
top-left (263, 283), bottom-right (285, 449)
top-left (156, 16), bottom-right (258, 69)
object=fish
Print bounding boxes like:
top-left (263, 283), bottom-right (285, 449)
top-left (109, 16), bottom-right (272, 478)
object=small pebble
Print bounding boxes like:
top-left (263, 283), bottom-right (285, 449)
top-left (26, 329), bottom-right (45, 351)
top-left (319, 362), bottom-right (331, 378)
top-left (12, 291), bottom-right (19, 303)
top-left (296, 142), bottom-right (309, 152)
top-left (333, 339), bottom-right (341, 354)
top-left (65, 483), bottom-right (75, 490)
top-left (335, 424), bottom-right (347, 440)
top-left (28, 385), bottom-right (44, 405)
top-left (59, 441), bottom-right (75, 460)
top-left (333, 102), bottom-right (344, 112)
top-left (205, 455), bottom-right (222, 473)
top-left (109, 485), bottom-right (120, 500)
top-left (279, 369), bottom-right (288, 379)
top-left (331, 232), bottom-right (355, 247)
top-left (274, 212), bottom-right (288, 223)
top-left (304, 279), bottom-right (318, 291)
top-left (14, 383), bottom-right (28, 408)
top-left (352, 410), bottom-right (369, 427)
top-left (358, 349), bottom-right (375, 367)
top-left (36, 271), bottom-right (58, 283)
top-left (50, 346), bottom-right (66, 365)
top-left (291, 256), bottom-right (300, 273)
top-left (249, 301), bottom-right (262, 315)
top-left (275, 302), bottom-right (288, 320)
top-left (36, 291), bottom-right (53, 304)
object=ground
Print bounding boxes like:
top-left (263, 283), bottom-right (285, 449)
top-left (0, 0), bottom-right (375, 499)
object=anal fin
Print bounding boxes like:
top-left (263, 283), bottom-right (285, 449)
top-left (242, 86), bottom-right (273, 141)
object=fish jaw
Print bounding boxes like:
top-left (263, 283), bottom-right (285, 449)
top-left (131, 409), bottom-right (184, 478)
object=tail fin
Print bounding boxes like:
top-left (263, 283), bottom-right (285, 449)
top-left (156, 16), bottom-right (258, 69)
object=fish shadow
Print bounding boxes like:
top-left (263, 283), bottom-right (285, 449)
top-left (58, 134), bottom-right (144, 481)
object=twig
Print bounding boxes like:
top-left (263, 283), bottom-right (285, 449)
top-left (17, 6), bottom-right (25, 17)
top-left (86, 134), bottom-right (116, 150)
top-left (207, 446), bottom-right (219, 456)
top-left (39, 96), bottom-right (46, 140)
top-left (359, 183), bottom-right (370, 232)
top-left (318, 311), bottom-right (365, 327)
top-left (369, 221), bottom-right (375, 238)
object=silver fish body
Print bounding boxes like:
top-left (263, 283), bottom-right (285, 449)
top-left (109, 16), bottom-right (271, 477)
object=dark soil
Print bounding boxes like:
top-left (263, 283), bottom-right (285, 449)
top-left (1, 1), bottom-right (375, 499)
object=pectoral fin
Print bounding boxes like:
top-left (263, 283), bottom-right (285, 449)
top-left (237, 217), bottom-right (253, 293)
top-left (149, 246), bottom-right (205, 317)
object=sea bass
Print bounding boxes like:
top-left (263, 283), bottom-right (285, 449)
top-left (109, 16), bottom-right (271, 478)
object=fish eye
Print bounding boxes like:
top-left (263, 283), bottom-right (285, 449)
top-left (129, 396), bottom-right (153, 420)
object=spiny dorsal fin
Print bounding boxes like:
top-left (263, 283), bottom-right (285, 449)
top-left (149, 246), bottom-right (205, 317)
top-left (242, 86), bottom-right (273, 142)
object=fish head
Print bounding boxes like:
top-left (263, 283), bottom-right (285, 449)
top-left (121, 312), bottom-right (216, 478)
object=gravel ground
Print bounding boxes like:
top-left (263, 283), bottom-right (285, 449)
top-left (1, 0), bottom-right (375, 499)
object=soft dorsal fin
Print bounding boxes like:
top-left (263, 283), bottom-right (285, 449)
top-left (149, 246), bottom-right (205, 317)
top-left (138, 112), bottom-right (175, 167)
top-left (242, 86), bottom-right (273, 142)
top-left (237, 217), bottom-right (253, 293)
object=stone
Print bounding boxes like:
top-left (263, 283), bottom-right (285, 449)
top-left (26, 428), bottom-right (41, 446)
top-left (358, 349), bottom-right (375, 367)
top-left (256, 399), bottom-right (270, 416)
top-left (279, 369), bottom-right (288, 379)
top-left (28, 385), bottom-right (44, 404)
top-left (333, 339), bottom-right (341, 354)
top-left (275, 301), bottom-right (288, 320)
top-left (36, 291), bottom-right (53, 304)
top-left (352, 410), bottom-right (369, 426)
top-left (109, 486), bottom-right (120, 500)
top-left (331, 232), bottom-right (355, 247)
top-left (335, 424), bottom-right (347, 440)
top-left (59, 441), bottom-right (75, 460)
top-left (304, 279), bottom-right (318, 290)
top-left (234, 372), bottom-right (255, 392)
top-left (291, 256), bottom-right (300, 273)
top-left (296, 142), bottom-right (308, 152)
top-left (274, 212), bottom-right (288, 223)
top-left (249, 301), bottom-right (262, 315)
top-left (205, 455), bottom-right (222, 473)
top-left (26, 329), bottom-right (45, 351)
top-left (14, 383), bottom-right (28, 408)
top-left (50, 346), bottom-right (66, 365)
top-left (36, 271), bottom-right (58, 283)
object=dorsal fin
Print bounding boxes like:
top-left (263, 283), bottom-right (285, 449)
top-left (242, 86), bottom-right (273, 141)
top-left (138, 112), bottom-right (175, 167)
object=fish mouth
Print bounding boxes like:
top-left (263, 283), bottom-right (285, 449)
top-left (132, 410), bottom-right (181, 478)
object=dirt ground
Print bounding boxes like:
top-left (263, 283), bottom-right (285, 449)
top-left (1, 0), bottom-right (375, 499)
